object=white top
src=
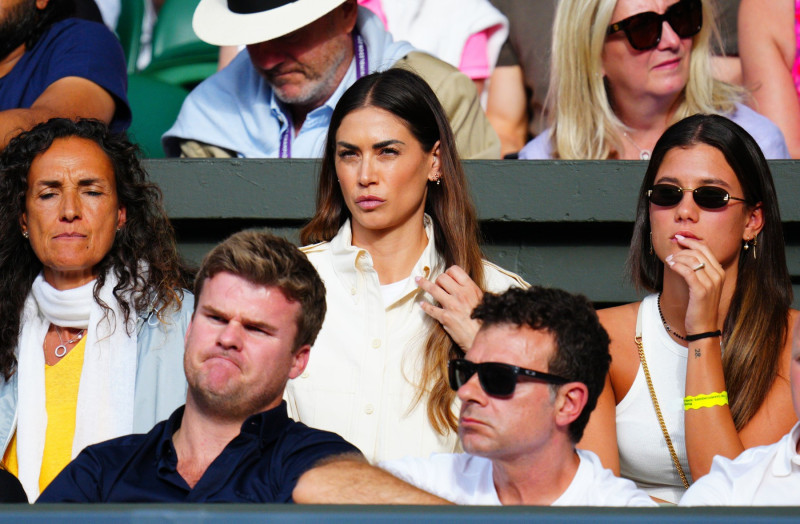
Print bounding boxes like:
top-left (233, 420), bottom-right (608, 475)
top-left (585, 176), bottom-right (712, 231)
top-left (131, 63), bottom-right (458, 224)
top-left (377, 0), bottom-right (508, 76)
top-left (286, 216), bottom-right (527, 463)
top-left (518, 103), bottom-right (789, 160)
top-left (380, 449), bottom-right (657, 506)
top-left (680, 423), bottom-right (800, 506)
top-left (616, 294), bottom-right (692, 503)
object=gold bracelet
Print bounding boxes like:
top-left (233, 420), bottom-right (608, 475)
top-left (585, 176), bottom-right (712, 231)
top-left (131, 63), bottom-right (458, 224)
top-left (684, 391), bottom-right (728, 411)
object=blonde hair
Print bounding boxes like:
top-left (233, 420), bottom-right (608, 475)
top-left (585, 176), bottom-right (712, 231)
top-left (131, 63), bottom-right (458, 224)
top-left (547, 0), bottom-right (742, 159)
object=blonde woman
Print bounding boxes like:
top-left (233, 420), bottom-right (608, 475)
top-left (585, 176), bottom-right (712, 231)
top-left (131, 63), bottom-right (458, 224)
top-left (519, 0), bottom-right (788, 160)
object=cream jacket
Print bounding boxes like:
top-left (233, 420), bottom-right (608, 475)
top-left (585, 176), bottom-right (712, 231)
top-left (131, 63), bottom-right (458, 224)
top-left (287, 218), bottom-right (526, 463)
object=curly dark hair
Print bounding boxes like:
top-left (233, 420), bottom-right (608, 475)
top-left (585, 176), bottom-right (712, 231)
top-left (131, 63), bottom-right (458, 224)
top-left (0, 118), bottom-right (191, 379)
top-left (471, 286), bottom-right (611, 443)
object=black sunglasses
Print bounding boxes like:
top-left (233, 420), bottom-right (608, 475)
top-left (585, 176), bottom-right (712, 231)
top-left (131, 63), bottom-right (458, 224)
top-left (448, 359), bottom-right (571, 397)
top-left (606, 0), bottom-right (702, 51)
top-left (648, 183), bottom-right (747, 209)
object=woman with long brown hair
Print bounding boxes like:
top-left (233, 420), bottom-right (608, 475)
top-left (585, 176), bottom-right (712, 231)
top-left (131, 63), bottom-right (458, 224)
top-left (286, 68), bottom-right (525, 463)
top-left (580, 114), bottom-right (798, 504)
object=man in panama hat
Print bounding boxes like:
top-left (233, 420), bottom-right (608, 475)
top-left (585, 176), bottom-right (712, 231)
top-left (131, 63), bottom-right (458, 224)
top-left (163, 0), bottom-right (500, 159)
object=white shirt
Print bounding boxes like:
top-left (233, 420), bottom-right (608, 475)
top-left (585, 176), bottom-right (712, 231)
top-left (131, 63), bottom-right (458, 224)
top-left (380, 449), bottom-right (657, 506)
top-left (286, 216), bottom-right (527, 463)
top-left (679, 423), bottom-right (800, 506)
top-left (617, 294), bottom-right (692, 503)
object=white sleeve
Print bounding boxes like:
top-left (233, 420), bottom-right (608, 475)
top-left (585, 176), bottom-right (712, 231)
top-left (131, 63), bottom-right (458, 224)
top-left (378, 457), bottom-right (436, 492)
top-left (678, 461), bottom-right (734, 506)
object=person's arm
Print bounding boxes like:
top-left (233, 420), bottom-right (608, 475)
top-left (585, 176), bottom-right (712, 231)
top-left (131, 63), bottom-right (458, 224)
top-left (739, 0), bottom-right (800, 158)
top-left (394, 52), bottom-right (501, 159)
top-left (0, 76), bottom-right (116, 147)
top-left (577, 305), bottom-right (634, 475)
top-left (292, 454), bottom-right (452, 504)
top-left (668, 236), bottom-right (796, 479)
top-left (486, 65), bottom-right (528, 156)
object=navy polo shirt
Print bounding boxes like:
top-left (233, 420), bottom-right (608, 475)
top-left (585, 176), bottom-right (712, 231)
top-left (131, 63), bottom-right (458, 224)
top-left (37, 402), bottom-right (360, 502)
top-left (0, 19), bottom-right (130, 132)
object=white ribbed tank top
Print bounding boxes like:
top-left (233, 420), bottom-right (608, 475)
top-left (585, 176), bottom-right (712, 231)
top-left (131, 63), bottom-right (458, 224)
top-left (616, 294), bottom-right (693, 503)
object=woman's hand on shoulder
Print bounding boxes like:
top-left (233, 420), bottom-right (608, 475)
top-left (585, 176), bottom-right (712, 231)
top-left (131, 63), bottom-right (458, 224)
top-left (664, 235), bottom-right (725, 335)
top-left (416, 265), bottom-right (483, 351)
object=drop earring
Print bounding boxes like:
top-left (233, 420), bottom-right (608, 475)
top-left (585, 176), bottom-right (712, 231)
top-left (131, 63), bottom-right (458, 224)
top-left (649, 232), bottom-right (654, 255)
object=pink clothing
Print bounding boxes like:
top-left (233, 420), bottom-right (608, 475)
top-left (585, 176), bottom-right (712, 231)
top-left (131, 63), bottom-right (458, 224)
top-left (359, 0), bottom-right (388, 27)
top-left (358, 0), bottom-right (493, 80)
top-left (794, 1), bottom-right (800, 96)
top-left (459, 29), bottom-right (491, 80)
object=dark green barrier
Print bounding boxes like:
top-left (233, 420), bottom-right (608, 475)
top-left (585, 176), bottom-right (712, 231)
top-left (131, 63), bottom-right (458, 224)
top-left (145, 159), bottom-right (800, 307)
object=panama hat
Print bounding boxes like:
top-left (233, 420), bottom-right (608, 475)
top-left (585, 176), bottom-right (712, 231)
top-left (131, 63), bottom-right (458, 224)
top-left (193, 0), bottom-right (348, 46)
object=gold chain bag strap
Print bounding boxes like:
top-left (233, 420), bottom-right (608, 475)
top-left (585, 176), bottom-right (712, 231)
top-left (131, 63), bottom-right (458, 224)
top-left (635, 301), bottom-right (690, 489)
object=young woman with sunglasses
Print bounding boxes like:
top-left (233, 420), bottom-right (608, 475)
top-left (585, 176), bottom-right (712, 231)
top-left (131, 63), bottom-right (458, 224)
top-left (580, 114), bottom-right (797, 504)
top-left (518, 0), bottom-right (789, 160)
top-left (285, 69), bottom-right (526, 464)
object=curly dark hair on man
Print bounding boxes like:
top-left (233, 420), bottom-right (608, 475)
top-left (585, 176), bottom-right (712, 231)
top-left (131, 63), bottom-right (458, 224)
top-left (0, 118), bottom-right (192, 379)
top-left (471, 286), bottom-right (611, 443)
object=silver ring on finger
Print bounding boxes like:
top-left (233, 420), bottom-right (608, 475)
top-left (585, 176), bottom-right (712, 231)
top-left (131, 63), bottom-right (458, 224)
top-left (692, 262), bottom-right (705, 272)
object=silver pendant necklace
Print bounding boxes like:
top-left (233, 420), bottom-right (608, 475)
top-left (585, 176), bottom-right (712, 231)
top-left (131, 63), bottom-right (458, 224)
top-left (622, 131), bottom-right (651, 160)
top-left (54, 326), bottom-right (86, 358)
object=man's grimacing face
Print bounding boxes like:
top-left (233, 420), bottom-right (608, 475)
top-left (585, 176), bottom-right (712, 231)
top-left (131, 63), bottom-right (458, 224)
top-left (183, 272), bottom-right (309, 419)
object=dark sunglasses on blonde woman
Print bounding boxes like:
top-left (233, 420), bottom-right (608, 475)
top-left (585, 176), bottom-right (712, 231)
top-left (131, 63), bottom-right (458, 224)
top-left (606, 0), bottom-right (703, 51)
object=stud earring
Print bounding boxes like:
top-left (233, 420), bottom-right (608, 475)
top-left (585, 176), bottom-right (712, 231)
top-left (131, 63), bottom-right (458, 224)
top-left (22, 231), bottom-right (29, 239)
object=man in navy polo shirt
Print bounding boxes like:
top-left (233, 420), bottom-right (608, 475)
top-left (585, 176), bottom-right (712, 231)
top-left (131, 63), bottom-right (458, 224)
top-left (38, 230), bottom-right (444, 503)
top-left (0, 0), bottom-right (129, 148)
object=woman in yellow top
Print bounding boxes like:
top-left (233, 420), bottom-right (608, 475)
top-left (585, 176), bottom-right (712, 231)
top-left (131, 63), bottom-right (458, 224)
top-left (0, 119), bottom-right (192, 500)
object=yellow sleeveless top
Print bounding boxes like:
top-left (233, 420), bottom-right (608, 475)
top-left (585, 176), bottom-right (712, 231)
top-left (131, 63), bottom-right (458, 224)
top-left (2, 336), bottom-right (86, 493)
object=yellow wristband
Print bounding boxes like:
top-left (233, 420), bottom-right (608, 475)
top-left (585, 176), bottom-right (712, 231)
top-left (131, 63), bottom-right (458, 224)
top-left (684, 391), bottom-right (728, 410)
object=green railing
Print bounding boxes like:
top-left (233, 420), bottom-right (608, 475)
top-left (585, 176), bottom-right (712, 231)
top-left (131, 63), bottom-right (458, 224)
top-left (146, 159), bottom-right (800, 307)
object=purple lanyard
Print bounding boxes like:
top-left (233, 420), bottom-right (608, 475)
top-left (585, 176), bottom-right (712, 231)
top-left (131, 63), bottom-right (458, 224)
top-left (279, 32), bottom-right (369, 158)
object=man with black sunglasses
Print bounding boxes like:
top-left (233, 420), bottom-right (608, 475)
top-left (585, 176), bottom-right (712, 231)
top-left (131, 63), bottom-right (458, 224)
top-left (381, 287), bottom-right (656, 506)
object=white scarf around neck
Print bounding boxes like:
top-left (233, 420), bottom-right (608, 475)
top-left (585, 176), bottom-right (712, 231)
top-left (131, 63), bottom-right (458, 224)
top-left (16, 272), bottom-right (138, 500)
